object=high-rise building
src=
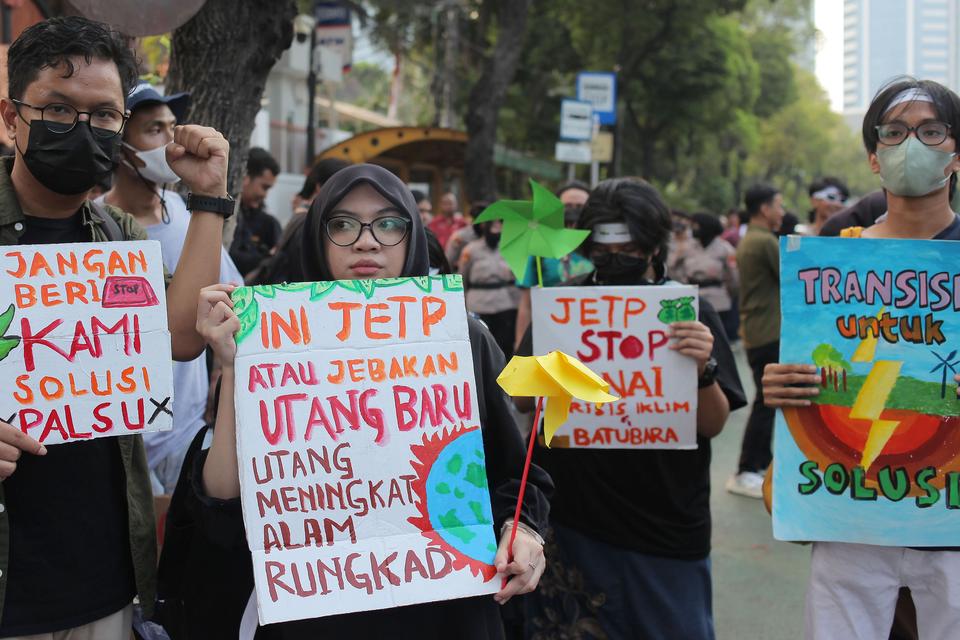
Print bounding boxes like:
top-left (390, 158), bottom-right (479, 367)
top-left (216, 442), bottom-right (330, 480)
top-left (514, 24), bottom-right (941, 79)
top-left (843, 0), bottom-right (959, 125)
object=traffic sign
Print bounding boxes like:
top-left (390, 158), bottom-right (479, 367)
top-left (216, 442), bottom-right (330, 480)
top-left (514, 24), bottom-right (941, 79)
top-left (560, 99), bottom-right (593, 141)
top-left (576, 72), bottom-right (617, 125)
top-left (555, 141), bottom-right (592, 164)
top-left (591, 131), bottom-right (614, 163)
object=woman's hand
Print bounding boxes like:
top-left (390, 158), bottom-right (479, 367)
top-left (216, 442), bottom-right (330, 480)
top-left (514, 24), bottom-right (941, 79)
top-left (493, 523), bottom-right (545, 605)
top-left (669, 321), bottom-right (714, 375)
top-left (762, 363), bottom-right (820, 407)
top-left (196, 284), bottom-right (239, 366)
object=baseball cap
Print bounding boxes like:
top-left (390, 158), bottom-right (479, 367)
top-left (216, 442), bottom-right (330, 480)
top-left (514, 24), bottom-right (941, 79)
top-left (125, 81), bottom-right (190, 122)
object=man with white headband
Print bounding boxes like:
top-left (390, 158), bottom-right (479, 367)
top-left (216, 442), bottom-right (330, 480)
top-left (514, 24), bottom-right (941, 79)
top-left (764, 78), bottom-right (960, 638)
top-left (100, 81), bottom-right (242, 495)
top-left (807, 177), bottom-right (849, 236)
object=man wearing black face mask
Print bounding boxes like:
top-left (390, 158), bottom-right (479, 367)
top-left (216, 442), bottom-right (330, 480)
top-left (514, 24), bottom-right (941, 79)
top-left (0, 17), bottom-right (233, 638)
top-left (459, 219), bottom-right (520, 357)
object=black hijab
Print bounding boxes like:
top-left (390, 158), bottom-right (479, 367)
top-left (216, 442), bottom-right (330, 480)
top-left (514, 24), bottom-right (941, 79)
top-left (300, 163), bottom-right (429, 280)
top-left (691, 212), bottom-right (723, 248)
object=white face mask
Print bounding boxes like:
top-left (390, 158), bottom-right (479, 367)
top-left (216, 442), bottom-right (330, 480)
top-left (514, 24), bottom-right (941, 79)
top-left (122, 142), bottom-right (180, 185)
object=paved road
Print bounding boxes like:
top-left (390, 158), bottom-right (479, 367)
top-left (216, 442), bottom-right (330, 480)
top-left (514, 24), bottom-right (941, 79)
top-left (710, 344), bottom-right (809, 640)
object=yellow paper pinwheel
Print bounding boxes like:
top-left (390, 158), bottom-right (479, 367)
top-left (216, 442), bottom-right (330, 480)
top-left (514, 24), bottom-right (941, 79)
top-left (497, 351), bottom-right (619, 446)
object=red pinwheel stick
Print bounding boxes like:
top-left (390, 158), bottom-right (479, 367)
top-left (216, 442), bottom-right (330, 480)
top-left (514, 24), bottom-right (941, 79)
top-left (508, 396), bottom-right (544, 558)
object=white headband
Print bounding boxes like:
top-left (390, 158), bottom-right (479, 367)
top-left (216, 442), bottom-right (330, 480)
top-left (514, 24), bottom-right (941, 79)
top-left (883, 88), bottom-right (934, 115)
top-left (593, 222), bottom-right (632, 244)
top-left (811, 185), bottom-right (844, 202)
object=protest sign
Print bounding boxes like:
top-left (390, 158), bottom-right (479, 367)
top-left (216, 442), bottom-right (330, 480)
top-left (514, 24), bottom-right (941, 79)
top-left (0, 241), bottom-right (172, 445)
top-left (531, 285), bottom-right (699, 449)
top-left (774, 236), bottom-right (960, 546)
top-left (232, 276), bottom-right (500, 625)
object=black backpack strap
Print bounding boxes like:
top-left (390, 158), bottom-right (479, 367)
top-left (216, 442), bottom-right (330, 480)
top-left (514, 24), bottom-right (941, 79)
top-left (89, 199), bottom-right (126, 242)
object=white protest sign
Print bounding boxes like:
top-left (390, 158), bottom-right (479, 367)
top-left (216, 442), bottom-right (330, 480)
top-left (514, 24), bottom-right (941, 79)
top-left (532, 285), bottom-right (699, 449)
top-left (0, 241), bottom-right (172, 444)
top-left (232, 276), bottom-right (500, 625)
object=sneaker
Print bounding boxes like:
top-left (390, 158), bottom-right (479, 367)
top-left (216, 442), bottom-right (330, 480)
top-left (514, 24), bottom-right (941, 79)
top-left (725, 471), bottom-right (765, 499)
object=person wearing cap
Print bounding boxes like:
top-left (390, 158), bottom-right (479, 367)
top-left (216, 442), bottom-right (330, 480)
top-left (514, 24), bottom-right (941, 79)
top-left (161, 164), bottom-right (552, 638)
top-left (763, 78), bottom-right (960, 638)
top-left (515, 177), bottom-right (745, 639)
top-left (805, 177), bottom-right (850, 236)
top-left (100, 82), bottom-right (243, 495)
top-left (512, 182), bottom-right (595, 351)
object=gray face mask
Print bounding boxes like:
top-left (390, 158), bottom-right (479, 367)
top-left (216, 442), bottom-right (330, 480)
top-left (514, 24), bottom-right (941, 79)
top-left (877, 136), bottom-right (956, 197)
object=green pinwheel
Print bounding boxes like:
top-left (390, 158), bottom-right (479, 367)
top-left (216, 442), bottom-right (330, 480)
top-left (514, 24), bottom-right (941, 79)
top-left (474, 179), bottom-right (590, 284)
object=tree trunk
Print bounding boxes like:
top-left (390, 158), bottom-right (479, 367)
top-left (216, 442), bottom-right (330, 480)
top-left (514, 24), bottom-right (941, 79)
top-left (165, 0), bottom-right (297, 197)
top-left (463, 0), bottom-right (531, 202)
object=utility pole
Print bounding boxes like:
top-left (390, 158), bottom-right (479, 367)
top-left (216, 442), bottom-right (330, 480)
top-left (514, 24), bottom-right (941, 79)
top-left (305, 23), bottom-right (318, 167)
top-left (440, 0), bottom-right (459, 128)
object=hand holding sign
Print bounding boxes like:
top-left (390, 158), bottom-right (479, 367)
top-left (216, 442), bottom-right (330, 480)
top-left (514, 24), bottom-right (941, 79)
top-left (196, 284), bottom-right (239, 364)
top-left (167, 124), bottom-right (230, 198)
top-left (668, 321), bottom-right (714, 375)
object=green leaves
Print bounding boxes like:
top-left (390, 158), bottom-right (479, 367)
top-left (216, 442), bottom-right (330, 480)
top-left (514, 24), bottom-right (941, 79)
top-left (0, 304), bottom-right (20, 363)
top-left (232, 288), bottom-right (259, 345)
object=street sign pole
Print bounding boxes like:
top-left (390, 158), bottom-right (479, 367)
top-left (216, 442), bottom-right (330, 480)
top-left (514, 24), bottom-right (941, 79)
top-left (590, 114), bottom-right (600, 187)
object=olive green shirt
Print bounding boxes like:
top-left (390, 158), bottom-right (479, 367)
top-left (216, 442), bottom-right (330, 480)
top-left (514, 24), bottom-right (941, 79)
top-left (0, 157), bottom-right (157, 622)
top-left (736, 223), bottom-right (780, 349)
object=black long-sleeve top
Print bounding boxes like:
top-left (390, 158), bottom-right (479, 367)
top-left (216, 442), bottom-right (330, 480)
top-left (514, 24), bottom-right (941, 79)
top-left (155, 317), bottom-right (552, 640)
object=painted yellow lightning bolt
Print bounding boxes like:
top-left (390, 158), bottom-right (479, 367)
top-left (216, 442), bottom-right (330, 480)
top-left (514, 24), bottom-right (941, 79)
top-left (849, 360), bottom-right (902, 471)
top-left (842, 308), bottom-right (902, 472)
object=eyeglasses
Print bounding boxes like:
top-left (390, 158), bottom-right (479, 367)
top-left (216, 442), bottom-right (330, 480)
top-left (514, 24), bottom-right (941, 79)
top-left (11, 99), bottom-right (127, 138)
top-left (324, 215), bottom-right (410, 247)
top-left (875, 121), bottom-right (951, 147)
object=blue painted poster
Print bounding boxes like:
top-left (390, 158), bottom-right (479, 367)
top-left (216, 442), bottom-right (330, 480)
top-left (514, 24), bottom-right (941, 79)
top-left (774, 236), bottom-right (960, 546)
top-left (232, 276), bottom-right (499, 624)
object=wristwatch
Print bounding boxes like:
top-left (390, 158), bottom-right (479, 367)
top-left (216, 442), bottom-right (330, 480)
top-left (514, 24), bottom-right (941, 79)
top-left (186, 193), bottom-right (236, 218)
top-left (698, 357), bottom-right (718, 388)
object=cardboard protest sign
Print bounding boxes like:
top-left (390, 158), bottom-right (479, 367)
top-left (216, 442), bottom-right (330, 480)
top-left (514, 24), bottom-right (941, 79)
top-left (0, 241), bottom-right (172, 445)
top-left (531, 285), bottom-right (699, 449)
top-left (774, 236), bottom-right (960, 546)
top-left (232, 276), bottom-right (500, 625)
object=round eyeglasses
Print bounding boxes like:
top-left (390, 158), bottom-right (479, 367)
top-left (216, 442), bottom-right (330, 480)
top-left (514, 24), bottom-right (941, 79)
top-left (875, 121), bottom-right (951, 147)
top-left (11, 99), bottom-right (127, 138)
top-left (324, 215), bottom-right (410, 247)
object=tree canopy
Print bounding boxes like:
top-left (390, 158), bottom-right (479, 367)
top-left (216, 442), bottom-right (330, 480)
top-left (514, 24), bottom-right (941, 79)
top-left (363, 0), bottom-right (880, 212)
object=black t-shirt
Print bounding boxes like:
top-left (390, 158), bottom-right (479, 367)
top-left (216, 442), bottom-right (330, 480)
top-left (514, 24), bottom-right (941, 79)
top-left (0, 213), bottom-right (135, 636)
top-left (518, 274), bottom-right (747, 559)
top-left (229, 206), bottom-right (283, 277)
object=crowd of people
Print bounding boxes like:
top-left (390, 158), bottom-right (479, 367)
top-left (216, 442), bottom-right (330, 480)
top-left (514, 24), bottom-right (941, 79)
top-left (0, 13), bottom-right (958, 640)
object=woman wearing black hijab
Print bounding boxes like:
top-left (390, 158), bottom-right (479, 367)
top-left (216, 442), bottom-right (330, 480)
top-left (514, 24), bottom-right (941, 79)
top-left (163, 165), bottom-right (551, 640)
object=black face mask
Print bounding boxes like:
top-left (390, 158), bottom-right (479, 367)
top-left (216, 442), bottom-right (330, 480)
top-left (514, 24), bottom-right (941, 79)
top-left (19, 120), bottom-right (119, 195)
top-left (591, 250), bottom-right (651, 285)
top-left (484, 231), bottom-right (501, 249)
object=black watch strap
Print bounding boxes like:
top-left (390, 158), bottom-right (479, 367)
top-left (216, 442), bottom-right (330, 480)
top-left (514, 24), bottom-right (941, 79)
top-left (186, 193), bottom-right (235, 218)
top-left (698, 357), bottom-right (718, 388)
